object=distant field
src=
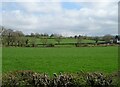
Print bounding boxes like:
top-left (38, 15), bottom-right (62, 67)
top-left (28, 38), bottom-right (105, 44)
top-left (2, 46), bottom-right (118, 75)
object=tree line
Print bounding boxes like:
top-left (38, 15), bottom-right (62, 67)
top-left (0, 26), bottom-right (119, 47)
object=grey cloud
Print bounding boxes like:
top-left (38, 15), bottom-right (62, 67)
top-left (1, 1), bottom-right (118, 36)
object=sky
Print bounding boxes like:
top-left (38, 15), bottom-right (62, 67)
top-left (0, 0), bottom-right (119, 36)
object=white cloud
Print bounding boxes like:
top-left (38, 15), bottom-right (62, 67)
top-left (1, 1), bottom-right (118, 36)
top-left (1, 0), bottom-right (119, 2)
top-left (18, 2), bottom-right (63, 14)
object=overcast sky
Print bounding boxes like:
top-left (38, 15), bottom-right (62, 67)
top-left (0, 0), bottom-right (119, 36)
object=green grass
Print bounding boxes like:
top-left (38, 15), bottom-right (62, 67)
top-left (2, 46), bottom-right (118, 75)
top-left (29, 38), bottom-right (103, 44)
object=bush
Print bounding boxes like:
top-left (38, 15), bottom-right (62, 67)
top-left (75, 43), bottom-right (81, 47)
top-left (2, 70), bottom-right (50, 86)
top-left (85, 72), bottom-right (112, 86)
top-left (46, 43), bottom-right (55, 47)
top-left (75, 43), bottom-right (88, 47)
top-left (2, 70), bottom-right (119, 87)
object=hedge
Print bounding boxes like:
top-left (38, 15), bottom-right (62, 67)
top-left (2, 70), bottom-right (119, 87)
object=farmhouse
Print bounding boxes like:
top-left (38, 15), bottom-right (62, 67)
top-left (113, 35), bottom-right (120, 44)
top-left (117, 39), bottom-right (120, 43)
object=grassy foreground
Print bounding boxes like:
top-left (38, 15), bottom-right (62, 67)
top-left (2, 46), bottom-right (118, 75)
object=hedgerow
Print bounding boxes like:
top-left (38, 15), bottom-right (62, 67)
top-left (2, 70), bottom-right (119, 87)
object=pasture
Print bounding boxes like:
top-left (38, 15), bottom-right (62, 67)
top-left (2, 46), bottom-right (118, 75)
top-left (29, 38), bottom-right (105, 44)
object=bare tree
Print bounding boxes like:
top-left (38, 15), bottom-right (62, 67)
top-left (35, 33), bottom-right (40, 38)
top-left (31, 33), bottom-right (35, 37)
top-left (103, 34), bottom-right (113, 43)
top-left (75, 35), bottom-right (83, 47)
top-left (77, 35), bottom-right (83, 44)
top-left (30, 37), bottom-right (36, 47)
top-left (41, 36), bottom-right (48, 47)
top-left (1, 27), bottom-right (25, 46)
top-left (54, 34), bottom-right (62, 44)
top-left (93, 36), bottom-right (99, 44)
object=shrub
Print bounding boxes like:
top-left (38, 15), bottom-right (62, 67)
top-left (46, 43), bottom-right (55, 47)
top-left (2, 70), bottom-right (119, 87)
top-left (2, 71), bottom-right (50, 86)
top-left (85, 72), bottom-right (112, 86)
top-left (50, 73), bottom-right (74, 87)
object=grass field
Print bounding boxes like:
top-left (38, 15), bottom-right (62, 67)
top-left (2, 46), bottom-right (118, 75)
top-left (28, 38), bottom-right (105, 44)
